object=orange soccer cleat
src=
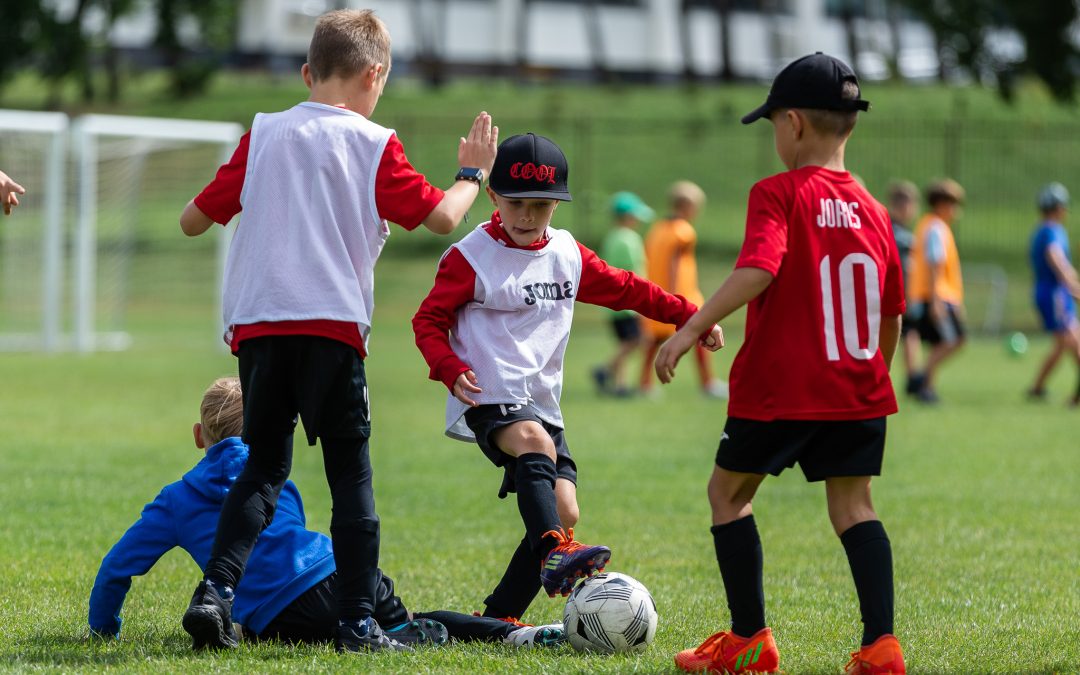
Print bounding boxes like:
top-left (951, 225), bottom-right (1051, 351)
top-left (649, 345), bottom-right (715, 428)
top-left (674, 627), bottom-right (780, 673)
top-left (844, 634), bottom-right (906, 675)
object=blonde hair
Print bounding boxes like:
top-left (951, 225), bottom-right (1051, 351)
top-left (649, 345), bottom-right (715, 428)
top-left (801, 80), bottom-right (861, 137)
top-left (200, 377), bottom-right (244, 446)
top-left (307, 9), bottom-right (391, 82)
top-left (668, 180), bottom-right (706, 211)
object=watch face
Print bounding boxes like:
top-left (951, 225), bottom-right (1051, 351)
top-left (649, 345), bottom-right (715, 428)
top-left (457, 168), bottom-right (483, 181)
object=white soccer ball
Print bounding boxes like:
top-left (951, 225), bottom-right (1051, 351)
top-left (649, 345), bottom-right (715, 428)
top-left (563, 572), bottom-right (658, 653)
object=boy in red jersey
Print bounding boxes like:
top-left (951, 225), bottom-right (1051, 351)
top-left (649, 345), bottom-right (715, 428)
top-left (656, 53), bottom-right (906, 674)
top-left (413, 133), bottom-right (722, 622)
top-left (176, 9), bottom-right (498, 654)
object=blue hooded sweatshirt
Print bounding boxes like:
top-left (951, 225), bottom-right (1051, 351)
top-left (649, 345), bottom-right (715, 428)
top-left (88, 437), bottom-right (336, 636)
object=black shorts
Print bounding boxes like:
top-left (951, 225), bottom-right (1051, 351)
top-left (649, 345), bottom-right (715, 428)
top-left (714, 416), bottom-right (887, 482)
top-left (610, 315), bottom-right (642, 343)
top-left (910, 302), bottom-right (965, 346)
top-left (238, 336), bottom-right (369, 446)
top-left (464, 403), bottom-right (578, 499)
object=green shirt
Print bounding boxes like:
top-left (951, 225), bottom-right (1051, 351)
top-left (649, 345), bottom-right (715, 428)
top-left (600, 227), bottom-right (645, 318)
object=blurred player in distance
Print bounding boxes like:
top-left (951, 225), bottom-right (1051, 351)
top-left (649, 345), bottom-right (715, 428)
top-left (906, 178), bottom-right (967, 403)
top-left (592, 191), bottom-right (653, 397)
top-left (1026, 182), bottom-right (1080, 406)
top-left (886, 181), bottom-right (922, 392)
top-left (176, 8), bottom-right (498, 654)
top-left (0, 169), bottom-right (26, 216)
top-left (640, 180), bottom-right (728, 399)
top-left (656, 53), bottom-right (906, 674)
top-left (88, 378), bottom-right (565, 650)
top-left (413, 133), bottom-right (721, 624)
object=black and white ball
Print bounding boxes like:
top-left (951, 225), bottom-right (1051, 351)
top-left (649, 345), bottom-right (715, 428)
top-left (563, 572), bottom-right (658, 653)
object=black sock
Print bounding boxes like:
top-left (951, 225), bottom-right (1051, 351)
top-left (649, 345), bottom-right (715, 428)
top-left (513, 453), bottom-right (562, 558)
top-left (711, 515), bottom-right (765, 637)
top-left (483, 536), bottom-right (542, 620)
top-left (841, 520), bottom-right (894, 646)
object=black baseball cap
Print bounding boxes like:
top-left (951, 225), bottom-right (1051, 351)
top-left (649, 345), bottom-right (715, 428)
top-left (741, 52), bottom-right (870, 125)
top-left (489, 133), bottom-right (572, 201)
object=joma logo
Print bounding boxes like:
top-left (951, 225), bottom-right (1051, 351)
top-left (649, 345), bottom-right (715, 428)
top-left (523, 281), bottom-right (575, 305)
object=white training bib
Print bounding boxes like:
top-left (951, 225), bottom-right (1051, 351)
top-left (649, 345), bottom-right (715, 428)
top-left (444, 224), bottom-right (583, 440)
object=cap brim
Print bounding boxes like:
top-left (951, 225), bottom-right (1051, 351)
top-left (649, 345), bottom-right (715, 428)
top-left (492, 188), bottom-right (573, 202)
top-left (741, 102), bottom-right (772, 125)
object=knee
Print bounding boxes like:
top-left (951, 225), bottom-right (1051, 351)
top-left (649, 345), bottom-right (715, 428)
top-left (506, 423), bottom-right (557, 462)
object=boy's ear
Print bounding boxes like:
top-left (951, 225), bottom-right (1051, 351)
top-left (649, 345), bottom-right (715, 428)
top-left (486, 185), bottom-right (499, 205)
top-left (787, 109), bottom-right (804, 139)
top-left (301, 63), bottom-right (314, 89)
top-left (193, 423), bottom-right (206, 450)
top-left (366, 63), bottom-right (385, 89)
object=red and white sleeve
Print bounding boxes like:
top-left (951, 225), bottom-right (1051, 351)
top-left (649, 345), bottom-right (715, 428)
top-left (575, 243), bottom-right (697, 327)
top-left (412, 248), bottom-right (477, 390)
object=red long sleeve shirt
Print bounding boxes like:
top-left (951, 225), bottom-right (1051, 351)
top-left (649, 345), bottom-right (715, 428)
top-left (413, 214), bottom-right (700, 390)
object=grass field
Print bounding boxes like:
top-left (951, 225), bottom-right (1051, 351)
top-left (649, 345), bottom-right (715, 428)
top-left (1, 244), bottom-right (1078, 673)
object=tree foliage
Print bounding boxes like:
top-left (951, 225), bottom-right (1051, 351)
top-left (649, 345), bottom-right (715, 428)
top-left (895, 0), bottom-right (1078, 102)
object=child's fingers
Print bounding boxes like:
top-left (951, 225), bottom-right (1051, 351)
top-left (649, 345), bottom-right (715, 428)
top-left (490, 125), bottom-right (499, 147)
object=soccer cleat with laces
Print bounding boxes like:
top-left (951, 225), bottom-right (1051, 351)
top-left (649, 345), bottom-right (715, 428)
top-left (844, 634), bottom-right (906, 675)
top-left (539, 527), bottom-right (611, 597)
top-left (383, 618), bottom-right (449, 646)
top-left (335, 617), bottom-right (414, 653)
top-left (674, 627), bottom-right (780, 673)
top-left (182, 579), bottom-right (239, 650)
top-left (499, 617), bottom-right (566, 648)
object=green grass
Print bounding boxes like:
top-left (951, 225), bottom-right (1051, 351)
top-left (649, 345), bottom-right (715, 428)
top-left (1, 248), bottom-right (1078, 673)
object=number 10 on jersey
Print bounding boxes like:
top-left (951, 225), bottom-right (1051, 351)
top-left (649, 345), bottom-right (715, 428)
top-left (819, 253), bottom-right (881, 362)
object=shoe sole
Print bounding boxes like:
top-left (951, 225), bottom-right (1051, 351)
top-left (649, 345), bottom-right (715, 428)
top-left (545, 550), bottom-right (612, 597)
top-left (182, 606), bottom-right (238, 650)
top-left (386, 620), bottom-right (449, 647)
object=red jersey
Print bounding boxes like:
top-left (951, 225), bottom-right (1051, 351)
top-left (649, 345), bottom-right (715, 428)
top-left (193, 130), bottom-right (444, 356)
top-left (729, 166), bottom-right (905, 421)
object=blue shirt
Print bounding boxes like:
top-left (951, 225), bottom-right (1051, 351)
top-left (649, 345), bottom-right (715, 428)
top-left (1030, 220), bottom-right (1071, 290)
top-left (87, 437), bottom-right (336, 636)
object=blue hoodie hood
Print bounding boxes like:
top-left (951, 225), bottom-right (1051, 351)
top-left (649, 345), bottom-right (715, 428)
top-left (182, 437), bottom-right (249, 502)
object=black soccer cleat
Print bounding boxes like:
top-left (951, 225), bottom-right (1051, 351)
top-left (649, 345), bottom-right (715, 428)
top-left (182, 579), bottom-right (239, 650)
top-left (335, 617), bottom-right (414, 653)
top-left (383, 618), bottom-right (449, 647)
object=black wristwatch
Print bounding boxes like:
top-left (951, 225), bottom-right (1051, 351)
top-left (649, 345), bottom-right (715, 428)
top-left (455, 167), bottom-right (484, 184)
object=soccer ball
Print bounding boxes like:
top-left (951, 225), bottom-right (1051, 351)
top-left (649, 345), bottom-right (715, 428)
top-left (563, 572), bottom-right (658, 653)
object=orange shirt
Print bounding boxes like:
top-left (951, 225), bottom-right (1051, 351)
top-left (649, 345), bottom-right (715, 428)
top-left (908, 214), bottom-right (963, 304)
top-left (641, 218), bottom-right (703, 337)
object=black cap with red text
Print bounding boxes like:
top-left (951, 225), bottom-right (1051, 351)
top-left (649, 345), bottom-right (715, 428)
top-left (489, 133), bottom-right (572, 201)
top-left (741, 52), bottom-right (870, 125)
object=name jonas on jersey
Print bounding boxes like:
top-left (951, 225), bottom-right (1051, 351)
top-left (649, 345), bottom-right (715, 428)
top-left (816, 198), bottom-right (862, 230)
top-left (523, 281), bottom-right (575, 305)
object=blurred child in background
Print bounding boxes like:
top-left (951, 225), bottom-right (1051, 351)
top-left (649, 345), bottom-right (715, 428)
top-left (886, 181), bottom-right (922, 391)
top-left (592, 191), bottom-right (653, 397)
top-left (1027, 182), bottom-right (1080, 406)
top-left (639, 181), bottom-right (728, 398)
top-left (907, 179), bottom-right (966, 404)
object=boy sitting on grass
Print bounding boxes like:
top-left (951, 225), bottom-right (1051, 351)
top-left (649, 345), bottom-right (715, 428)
top-left (88, 377), bottom-right (564, 649)
top-left (413, 133), bottom-right (722, 623)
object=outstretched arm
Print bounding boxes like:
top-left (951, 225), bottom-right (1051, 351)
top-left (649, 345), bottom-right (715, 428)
top-left (420, 113), bottom-right (499, 234)
top-left (1, 170), bottom-right (26, 216)
top-left (88, 491), bottom-right (178, 638)
top-left (655, 267), bottom-right (773, 383)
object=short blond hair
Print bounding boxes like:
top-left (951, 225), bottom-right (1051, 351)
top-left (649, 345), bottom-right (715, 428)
top-left (801, 80), bottom-right (861, 137)
top-left (307, 9), bottom-right (391, 82)
top-left (888, 180), bottom-right (919, 208)
top-left (669, 180), bottom-right (706, 211)
top-left (200, 377), bottom-right (244, 446)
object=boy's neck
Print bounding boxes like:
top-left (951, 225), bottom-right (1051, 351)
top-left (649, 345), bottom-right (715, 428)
top-left (792, 133), bottom-right (847, 172)
top-left (308, 80), bottom-right (377, 118)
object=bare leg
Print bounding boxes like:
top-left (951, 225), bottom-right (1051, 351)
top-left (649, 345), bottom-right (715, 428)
top-left (1031, 333), bottom-right (1066, 394)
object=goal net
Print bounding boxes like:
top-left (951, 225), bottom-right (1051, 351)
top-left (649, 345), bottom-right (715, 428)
top-left (0, 111), bottom-right (242, 351)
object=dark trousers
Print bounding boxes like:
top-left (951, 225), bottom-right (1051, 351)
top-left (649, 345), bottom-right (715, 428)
top-left (249, 572), bottom-right (514, 644)
top-left (204, 336), bottom-right (379, 620)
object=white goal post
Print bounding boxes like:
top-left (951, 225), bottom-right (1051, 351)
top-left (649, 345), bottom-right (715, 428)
top-left (71, 114), bottom-right (243, 352)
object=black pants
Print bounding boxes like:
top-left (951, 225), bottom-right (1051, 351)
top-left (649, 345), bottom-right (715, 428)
top-left (204, 336), bottom-right (379, 620)
top-left (249, 572), bottom-right (515, 644)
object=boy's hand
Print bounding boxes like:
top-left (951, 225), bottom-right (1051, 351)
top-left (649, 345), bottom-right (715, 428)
top-left (453, 370), bottom-right (483, 407)
top-left (458, 112), bottom-right (498, 178)
top-left (655, 328), bottom-right (698, 384)
top-left (700, 324), bottom-right (724, 352)
top-left (0, 170), bottom-right (26, 216)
